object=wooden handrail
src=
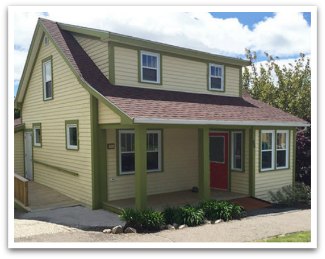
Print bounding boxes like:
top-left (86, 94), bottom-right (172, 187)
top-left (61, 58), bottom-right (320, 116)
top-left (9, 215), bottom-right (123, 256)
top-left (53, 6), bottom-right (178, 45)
top-left (14, 174), bottom-right (29, 206)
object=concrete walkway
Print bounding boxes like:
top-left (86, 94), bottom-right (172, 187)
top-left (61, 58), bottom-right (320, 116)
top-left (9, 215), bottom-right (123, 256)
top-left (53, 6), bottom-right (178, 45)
top-left (14, 209), bottom-right (311, 243)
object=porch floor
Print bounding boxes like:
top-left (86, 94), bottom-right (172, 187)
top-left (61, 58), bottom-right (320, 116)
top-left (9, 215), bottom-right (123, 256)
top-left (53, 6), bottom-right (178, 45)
top-left (106, 189), bottom-right (248, 212)
top-left (18, 181), bottom-right (80, 212)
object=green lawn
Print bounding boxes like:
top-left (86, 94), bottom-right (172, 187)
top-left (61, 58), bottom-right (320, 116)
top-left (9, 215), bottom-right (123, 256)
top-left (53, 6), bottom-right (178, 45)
top-left (259, 231), bottom-right (311, 242)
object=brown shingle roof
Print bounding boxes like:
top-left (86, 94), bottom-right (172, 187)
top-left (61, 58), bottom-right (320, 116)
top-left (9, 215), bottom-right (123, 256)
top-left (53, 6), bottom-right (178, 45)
top-left (40, 18), bottom-right (308, 126)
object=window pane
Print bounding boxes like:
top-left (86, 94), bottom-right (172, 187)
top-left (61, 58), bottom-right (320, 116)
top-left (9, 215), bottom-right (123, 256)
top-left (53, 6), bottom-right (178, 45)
top-left (210, 77), bottom-right (221, 89)
top-left (277, 133), bottom-right (287, 149)
top-left (147, 133), bottom-right (158, 151)
top-left (210, 136), bottom-right (224, 163)
top-left (277, 150), bottom-right (286, 167)
top-left (261, 133), bottom-right (273, 150)
top-left (35, 128), bottom-right (40, 144)
top-left (147, 152), bottom-right (159, 170)
top-left (45, 62), bottom-right (52, 82)
top-left (210, 66), bottom-right (216, 76)
top-left (262, 151), bottom-right (272, 169)
top-left (142, 55), bottom-right (147, 67)
top-left (45, 81), bottom-right (52, 98)
top-left (69, 126), bottom-right (77, 146)
top-left (233, 133), bottom-right (242, 169)
top-left (121, 133), bottom-right (134, 152)
top-left (121, 153), bottom-right (135, 172)
top-left (143, 68), bottom-right (157, 81)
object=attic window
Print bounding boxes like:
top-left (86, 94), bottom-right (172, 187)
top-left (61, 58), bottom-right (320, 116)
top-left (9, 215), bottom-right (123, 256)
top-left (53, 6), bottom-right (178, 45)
top-left (44, 36), bottom-right (49, 46)
top-left (42, 57), bottom-right (53, 101)
top-left (140, 51), bottom-right (160, 84)
top-left (209, 64), bottom-right (224, 91)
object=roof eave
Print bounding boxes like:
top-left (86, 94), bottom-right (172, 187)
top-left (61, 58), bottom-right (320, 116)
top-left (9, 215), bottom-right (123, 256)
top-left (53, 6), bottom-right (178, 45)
top-left (133, 118), bottom-right (310, 127)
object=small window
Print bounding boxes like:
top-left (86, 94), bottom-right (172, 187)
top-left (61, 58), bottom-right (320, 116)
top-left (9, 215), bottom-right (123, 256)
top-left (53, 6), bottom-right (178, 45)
top-left (140, 51), bottom-right (160, 84)
top-left (66, 122), bottom-right (78, 150)
top-left (209, 64), bottom-right (224, 91)
top-left (261, 130), bottom-right (275, 171)
top-left (43, 58), bottom-right (53, 100)
top-left (276, 130), bottom-right (289, 169)
top-left (147, 130), bottom-right (162, 172)
top-left (209, 136), bottom-right (225, 163)
top-left (33, 123), bottom-right (41, 147)
top-left (231, 131), bottom-right (243, 171)
top-left (44, 36), bottom-right (49, 46)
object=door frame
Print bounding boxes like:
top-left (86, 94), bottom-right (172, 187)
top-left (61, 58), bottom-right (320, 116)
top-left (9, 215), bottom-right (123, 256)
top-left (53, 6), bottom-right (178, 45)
top-left (24, 130), bottom-right (34, 180)
top-left (209, 130), bottom-right (231, 191)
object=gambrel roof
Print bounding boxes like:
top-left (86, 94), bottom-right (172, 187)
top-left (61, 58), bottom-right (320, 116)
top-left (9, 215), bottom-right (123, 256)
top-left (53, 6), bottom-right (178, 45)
top-left (15, 18), bottom-right (309, 127)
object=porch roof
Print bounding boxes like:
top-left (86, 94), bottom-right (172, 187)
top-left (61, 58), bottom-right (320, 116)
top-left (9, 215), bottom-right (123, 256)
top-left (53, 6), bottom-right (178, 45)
top-left (39, 18), bottom-right (308, 127)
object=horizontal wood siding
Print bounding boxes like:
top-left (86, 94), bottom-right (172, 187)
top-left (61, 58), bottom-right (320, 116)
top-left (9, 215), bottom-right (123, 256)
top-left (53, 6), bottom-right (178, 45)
top-left (98, 101), bottom-right (121, 124)
top-left (114, 46), bottom-right (240, 97)
top-left (73, 34), bottom-right (109, 78)
top-left (21, 37), bottom-right (93, 206)
top-left (14, 131), bottom-right (24, 176)
top-left (106, 128), bottom-right (199, 201)
top-left (230, 129), bottom-right (249, 194)
top-left (254, 130), bottom-right (294, 201)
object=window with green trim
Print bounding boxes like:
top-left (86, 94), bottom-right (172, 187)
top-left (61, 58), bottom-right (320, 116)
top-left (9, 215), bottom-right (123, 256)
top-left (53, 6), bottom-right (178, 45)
top-left (140, 51), bottom-right (160, 83)
top-left (42, 58), bottom-right (53, 100)
top-left (209, 63), bottom-right (224, 91)
top-left (261, 130), bottom-right (275, 171)
top-left (276, 130), bottom-right (289, 169)
top-left (33, 124), bottom-right (41, 147)
top-left (231, 131), bottom-right (243, 170)
top-left (66, 123), bottom-right (78, 150)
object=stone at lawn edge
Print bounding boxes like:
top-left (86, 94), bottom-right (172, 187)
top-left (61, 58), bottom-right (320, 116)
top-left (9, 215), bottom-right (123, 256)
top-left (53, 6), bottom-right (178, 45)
top-left (167, 224), bottom-right (175, 230)
top-left (112, 225), bottom-right (123, 234)
top-left (103, 228), bottom-right (111, 234)
top-left (214, 219), bottom-right (222, 224)
top-left (172, 223), bottom-right (179, 229)
top-left (204, 219), bottom-right (211, 224)
top-left (178, 224), bottom-right (188, 229)
top-left (124, 227), bottom-right (137, 234)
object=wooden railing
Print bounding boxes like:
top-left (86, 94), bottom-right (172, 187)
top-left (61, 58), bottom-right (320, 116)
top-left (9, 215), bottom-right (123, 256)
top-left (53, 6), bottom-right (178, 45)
top-left (14, 174), bottom-right (29, 207)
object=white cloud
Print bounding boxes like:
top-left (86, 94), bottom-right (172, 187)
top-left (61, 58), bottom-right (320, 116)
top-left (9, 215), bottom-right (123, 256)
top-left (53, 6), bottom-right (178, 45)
top-left (13, 9), bottom-right (311, 83)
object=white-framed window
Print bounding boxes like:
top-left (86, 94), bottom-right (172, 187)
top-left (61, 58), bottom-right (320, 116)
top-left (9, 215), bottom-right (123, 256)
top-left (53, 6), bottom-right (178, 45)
top-left (66, 122), bottom-right (78, 150)
top-left (276, 130), bottom-right (289, 169)
top-left (209, 63), bottom-right (224, 91)
top-left (118, 129), bottom-right (162, 175)
top-left (231, 131), bottom-right (243, 171)
top-left (140, 51), bottom-right (160, 84)
top-left (119, 130), bottom-right (135, 174)
top-left (42, 58), bottom-right (53, 100)
top-left (261, 130), bottom-right (275, 171)
top-left (33, 124), bottom-right (41, 147)
top-left (146, 130), bottom-right (162, 172)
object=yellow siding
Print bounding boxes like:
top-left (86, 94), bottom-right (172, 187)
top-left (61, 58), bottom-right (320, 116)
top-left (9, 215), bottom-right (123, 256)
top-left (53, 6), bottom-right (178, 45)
top-left (254, 130), bottom-right (294, 201)
top-left (230, 129), bottom-right (249, 194)
top-left (21, 36), bottom-right (93, 206)
top-left (14, 131), bottom-right (24, 176)
top-left (114, 46), bottom-right (240, 97)
top-left (98, 101), bottom-right (121, 124)
top-left (73, 34), bottom-right (109, 78)
top-left (106, 128), bottom-right (199, 201)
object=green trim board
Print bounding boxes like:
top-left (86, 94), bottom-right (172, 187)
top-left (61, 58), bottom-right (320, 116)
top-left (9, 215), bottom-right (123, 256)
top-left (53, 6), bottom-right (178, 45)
top-left (14, 123), bottom-right (25, 133)
top-left (249, 127), bottom-right (255, 196)
top-left (32, 123), bottom-right (42, 147)
top-left (65, 120), bottom-right (79, 151)
top-left (198, 127), bottom-right (210, 200)
top-left (239, 67), bottom-right (243, 97)
top-left (33, 159), bottom-right (79, 176)
top-left (108, 44), bottom-right (115, 84)
top-left (41, 55), bottom-right (54, 101)
top-left (292, 128), bottom-right (297, 186)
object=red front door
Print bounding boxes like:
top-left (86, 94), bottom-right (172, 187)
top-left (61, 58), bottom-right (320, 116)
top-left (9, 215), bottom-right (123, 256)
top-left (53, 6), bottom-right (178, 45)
top-left (209, 132), bottom-right (229, 190)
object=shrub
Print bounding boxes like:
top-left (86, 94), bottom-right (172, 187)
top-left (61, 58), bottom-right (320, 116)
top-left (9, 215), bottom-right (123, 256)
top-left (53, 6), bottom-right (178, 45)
top-left (163, 206), bottom-right (183, 225)
top-left (119, 208), bottom-right (165, 232)
top-left (269, 182), bottom-right (311, 207)
top-left (199, 200), bottom-right (244, 221)
top-left (179, 205), bottom-right (205, 226)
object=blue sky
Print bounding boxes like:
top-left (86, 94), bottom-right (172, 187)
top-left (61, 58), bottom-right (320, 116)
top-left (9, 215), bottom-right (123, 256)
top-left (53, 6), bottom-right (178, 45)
top-left (13, 10), bottom-right (311, 95)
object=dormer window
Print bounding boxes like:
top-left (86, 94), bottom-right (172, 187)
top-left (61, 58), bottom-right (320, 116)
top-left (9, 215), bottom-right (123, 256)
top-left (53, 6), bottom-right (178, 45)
top-left (209, 63), bottom-right (224, 91)
top-left (140, 51), bottom-right (160, 84)
top-left (42, 56), bottom-right (53, 100)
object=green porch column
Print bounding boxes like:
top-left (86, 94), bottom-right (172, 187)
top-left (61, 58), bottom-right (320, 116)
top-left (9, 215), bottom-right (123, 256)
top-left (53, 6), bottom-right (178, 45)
top-left (135, 125), bottom-right (147, 210)
top-left (198, 128), bottom-right (210, 200)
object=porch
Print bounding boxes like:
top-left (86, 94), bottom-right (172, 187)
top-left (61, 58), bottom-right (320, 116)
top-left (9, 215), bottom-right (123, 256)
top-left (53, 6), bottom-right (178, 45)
top-left (103, 189), bottom-right (248, 212)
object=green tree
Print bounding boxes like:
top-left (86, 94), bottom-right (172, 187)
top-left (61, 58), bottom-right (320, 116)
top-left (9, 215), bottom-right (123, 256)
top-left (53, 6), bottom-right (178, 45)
top-left (243, 49), bottom-right (311, 185)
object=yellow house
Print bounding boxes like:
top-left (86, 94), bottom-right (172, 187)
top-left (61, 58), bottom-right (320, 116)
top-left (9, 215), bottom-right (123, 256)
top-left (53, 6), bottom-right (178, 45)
top-left (14, 18), bottom-right (309, 210)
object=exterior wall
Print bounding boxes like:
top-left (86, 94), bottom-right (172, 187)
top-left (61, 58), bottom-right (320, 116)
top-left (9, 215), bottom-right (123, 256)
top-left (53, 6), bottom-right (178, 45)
top-left (106, 128), bottom-right (199, 201)
top-left (73, 34), bottom-right (109, 78)
top-left (230, 129), bottom-right (250, 195)
top-left (14, 131), bottom-right (24, 176)
top-left (114, 46), bottom-right (240, 97)
top-left (98, 101), bottom-right (121, 124)
top-left (254, 129), bottom-right (294, 201)
top-left (21, 36), bottom-right (93, 206)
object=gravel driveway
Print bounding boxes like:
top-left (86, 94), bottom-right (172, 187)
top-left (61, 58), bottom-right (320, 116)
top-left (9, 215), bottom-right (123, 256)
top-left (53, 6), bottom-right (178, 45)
top-left (14, 209), bottom-right (311, 243)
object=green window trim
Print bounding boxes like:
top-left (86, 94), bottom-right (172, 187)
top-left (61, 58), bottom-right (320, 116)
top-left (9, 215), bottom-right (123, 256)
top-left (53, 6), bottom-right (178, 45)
top-left (208, 63), bottom-right (225, 92)
top-left (42, 56), bottom-right (54, 101)
top-left (32, 123), bottom-right (42, 147)
top-left (231, 130), bottom-right (244, 172)
top-left (116, 129), bottom-right (163, 176)
top-left (138, 50), bottom-right (162, 85)
top-left (65, 120), bottom-right (79, 151)
top-left (259, 129), bottom-right (290, 172)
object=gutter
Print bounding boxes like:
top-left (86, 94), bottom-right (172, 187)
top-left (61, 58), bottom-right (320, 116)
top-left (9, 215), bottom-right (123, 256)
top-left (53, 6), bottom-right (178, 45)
top-left (133, 118), bottom-right (310, 127)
